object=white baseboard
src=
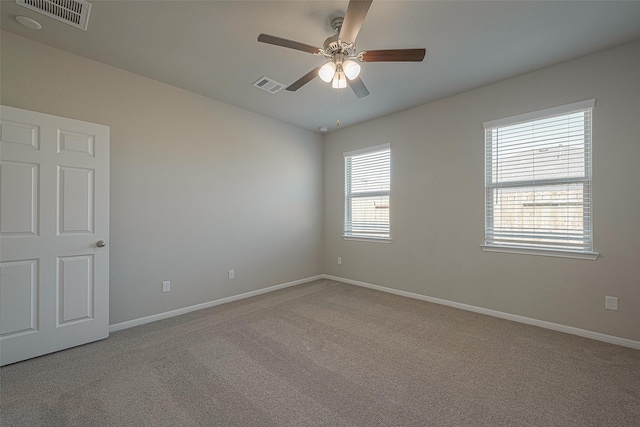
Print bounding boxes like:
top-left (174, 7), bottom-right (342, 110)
top-left (109, 275), bottom-right (323, 333)
top-left (322, 274), bottom-right (640, 351)
top-left (109, 273), bottom-right (640, 351)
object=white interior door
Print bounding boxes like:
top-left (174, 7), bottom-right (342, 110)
top-left (0, 105), bottom-right (110, 366)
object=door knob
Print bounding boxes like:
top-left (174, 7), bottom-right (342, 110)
top-left (96, 240), bottom-right (106, 248)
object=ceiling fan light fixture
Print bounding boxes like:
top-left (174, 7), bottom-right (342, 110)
top-left (343, 59), bottom-right (361, 80)
top-left (332, 71), bottom-right (347, 89)
top-left (257, 0), bottom-right (426, 97)
top-left (318, 62), bottom-right (337, 83)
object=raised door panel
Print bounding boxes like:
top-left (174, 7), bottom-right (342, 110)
top-left (57, 255), bottom-right (94, 324)
top-left (57, 129), bottom-right (95, 157)
top-left (58, 166), bottom-right (94, 235)
top-left (0, 161), bottom-right (39, 236)
top-left (1, 120), bottom-right (39, 150)
top-left (0, 259), bottom-right (39, 336)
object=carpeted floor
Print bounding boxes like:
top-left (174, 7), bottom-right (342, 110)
top-left (1, 279), bottom-right (639, 426)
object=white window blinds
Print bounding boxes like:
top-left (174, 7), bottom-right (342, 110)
top-left (484, 100), bottom-right (595, 253)
top-left (344, 144), bottom-right (391, 240)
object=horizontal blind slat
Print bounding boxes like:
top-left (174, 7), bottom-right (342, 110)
top-left (485, 106), bottom-right (592, 252)
top-left (345, 147), bottom-right (391, 239)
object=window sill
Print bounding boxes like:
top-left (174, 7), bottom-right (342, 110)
top-left (481, 245), bottom-right (599, 260)
top-left (343, 236), bottom-right (392, 244)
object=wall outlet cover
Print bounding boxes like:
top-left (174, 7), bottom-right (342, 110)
top-left (605, 296), bottom-right (618, 311)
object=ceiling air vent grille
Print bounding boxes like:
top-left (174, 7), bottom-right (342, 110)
top-left (17, 0), bottom-right (92, 30)
top-left (252, 76), bottom-right (285, 94)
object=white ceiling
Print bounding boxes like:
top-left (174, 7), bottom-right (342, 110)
top-left (2, 1), bottom-right (640, 133)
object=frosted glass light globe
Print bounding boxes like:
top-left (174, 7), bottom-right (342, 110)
top-left (318, 62), bottom-right (337, 83)
top-left (332, 71), bottom-right (347, 89)
top-left (343, 59), bottom-right (361, 80)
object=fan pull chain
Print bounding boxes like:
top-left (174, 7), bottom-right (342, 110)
top-left (337, 88), bottom-right (341, 127)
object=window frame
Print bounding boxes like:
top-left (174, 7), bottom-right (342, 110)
top-left (343, 143), bottom-right (391, 242)
top-left (481, 100), bottom-right (599, 260)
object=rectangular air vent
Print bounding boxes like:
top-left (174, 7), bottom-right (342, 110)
top-left (17, 0), bottom-right (92, 30)
top-left (252, 76), bottom-right (285, 94)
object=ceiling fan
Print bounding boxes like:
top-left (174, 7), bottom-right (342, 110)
top-left (257, 0), bottom-right (426, 98)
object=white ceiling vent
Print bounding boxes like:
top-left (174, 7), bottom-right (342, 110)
top-left (17, 0), bottom-right (92, 30)
top-left (252, 76), bottom-right (285, 94)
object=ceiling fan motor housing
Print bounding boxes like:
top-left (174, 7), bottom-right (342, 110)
top-left (330, 16), bottom-right (344, 33)
top-left (324, 16), bottom-right (356, 58)
top-left (323, 34), bottom-right (342, 55)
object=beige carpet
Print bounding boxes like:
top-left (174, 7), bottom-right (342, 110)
top-left (1, 279), bottom-right (639, 426)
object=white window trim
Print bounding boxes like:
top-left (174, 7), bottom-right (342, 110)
top-left (482, 99), bottom-right (597, 259)
top-left (343, 143), bottom-right (391, 241)
top-left (483, 99), bottom-right (595, 129)
top-left (481, 244), bottom-right (599, 260)
top-left (343, 143), bottom-right (390, 158)
top-left (343, 236), bottom-right (393, 243)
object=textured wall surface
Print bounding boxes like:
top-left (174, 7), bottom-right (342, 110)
top-left (324, 40), bottom-right (640, 342)
top-left (3, 31), bottom-right (639, 343)
top-left (1, 31), bottom-right (324, 325)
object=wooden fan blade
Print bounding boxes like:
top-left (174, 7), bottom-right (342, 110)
top-left (339, 0), bottom-right (373, 44)
top-left (258, 34), bottom-right (321, 54)
top-left (286, 67), bottom-right (322, 91)
top-left (348, 76), bottom-right (370, 98)
top-left (361, 49), bottom-right (426, 62)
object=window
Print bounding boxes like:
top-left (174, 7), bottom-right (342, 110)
top-left (483, 100), bottom-right (598, 259)
top-left (344, 144), bottom-right (391, 240)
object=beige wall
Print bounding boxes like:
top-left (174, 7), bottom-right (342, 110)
top-left (3, 30), bottom-right (639, 343)
top-left (1, 32), bottom-right (324, 325)
top-left (324, 40), bottom-right (640, 342)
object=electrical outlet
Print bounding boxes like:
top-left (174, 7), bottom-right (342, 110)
top-left (605, 296), bottom-right (618, 311)
top-left (337, 257), bottom-right (342, 265)
top-left (228, 270), bottom-right (235, 279)
top-left (162, 281), bottom-right (171, 293)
